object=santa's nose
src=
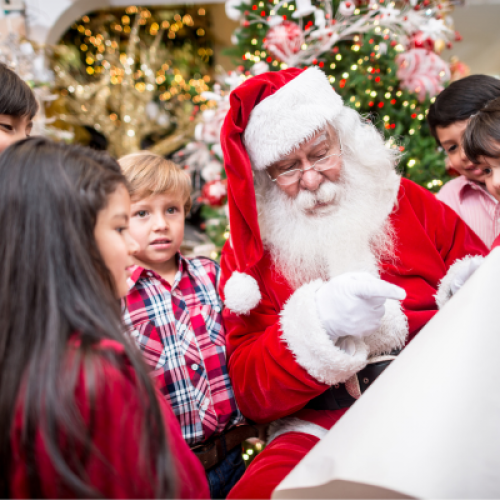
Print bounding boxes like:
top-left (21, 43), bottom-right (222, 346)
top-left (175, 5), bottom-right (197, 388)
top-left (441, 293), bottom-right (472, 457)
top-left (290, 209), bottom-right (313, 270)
top-left (299, 166), bottom-right (324, 192)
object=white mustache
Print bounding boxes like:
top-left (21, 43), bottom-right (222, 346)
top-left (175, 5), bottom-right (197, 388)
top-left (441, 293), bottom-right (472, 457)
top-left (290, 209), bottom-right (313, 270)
top-left (295, 181), bottom-right (342, 211)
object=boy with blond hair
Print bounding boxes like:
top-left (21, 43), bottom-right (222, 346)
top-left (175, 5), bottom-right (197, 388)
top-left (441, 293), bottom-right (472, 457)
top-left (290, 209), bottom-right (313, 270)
top-left (120, 152), bottom-right (251, 499)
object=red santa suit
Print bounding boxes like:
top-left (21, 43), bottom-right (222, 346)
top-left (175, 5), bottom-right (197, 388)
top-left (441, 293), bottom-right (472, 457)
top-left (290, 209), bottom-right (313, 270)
top-left (217, 67), bottom-right (488, 499)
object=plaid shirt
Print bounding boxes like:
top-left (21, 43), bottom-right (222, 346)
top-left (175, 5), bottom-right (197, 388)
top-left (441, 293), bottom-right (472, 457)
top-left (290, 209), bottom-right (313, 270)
top-left (123, 254), bottom-right (244, 446)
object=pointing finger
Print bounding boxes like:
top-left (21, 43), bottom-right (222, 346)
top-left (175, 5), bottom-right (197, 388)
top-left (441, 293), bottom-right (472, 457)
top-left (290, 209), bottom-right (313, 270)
top-left (353, 280), bottom-right (406, 301)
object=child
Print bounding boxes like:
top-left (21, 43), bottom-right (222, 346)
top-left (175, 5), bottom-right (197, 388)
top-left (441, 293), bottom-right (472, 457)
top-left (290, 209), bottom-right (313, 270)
top-left (428, 75), bottom-right (500, 248)
top-left (463, 96), bottom-right (500, 202)
top-left (120, 152), bottom-right (255, 499)
top-left (0, 63), bottom-right (38, 153)
top-left (0, 137), bottom-right (208, 499)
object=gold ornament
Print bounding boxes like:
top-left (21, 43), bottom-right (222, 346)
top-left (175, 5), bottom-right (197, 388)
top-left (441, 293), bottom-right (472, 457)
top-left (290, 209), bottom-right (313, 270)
top-left (434, 39), bottom-right (446, 54)
top-left (51, 14), bottom-right (196, 157)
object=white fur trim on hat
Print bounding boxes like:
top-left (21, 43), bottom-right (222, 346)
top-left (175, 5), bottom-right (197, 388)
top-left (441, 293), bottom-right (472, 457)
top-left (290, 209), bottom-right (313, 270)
top-left (243, 67), bottom-right (343, 171)
top-left (363, 298), bottom-right (409, 357)
top-left (435, 255), bottom-right (485, 309)
top-left (223, 271), bottom-right (262, 315)
top-left (280, 279), bottom-right (369, 386)
top-left (267, 417), bottom-right (328, 445)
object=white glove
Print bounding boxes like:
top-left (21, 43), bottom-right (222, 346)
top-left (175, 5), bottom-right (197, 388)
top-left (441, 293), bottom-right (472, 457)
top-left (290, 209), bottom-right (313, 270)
top-left (450, 256), bottom-right (483, 296)
top-left (315, 272), bottom-right (406, 342)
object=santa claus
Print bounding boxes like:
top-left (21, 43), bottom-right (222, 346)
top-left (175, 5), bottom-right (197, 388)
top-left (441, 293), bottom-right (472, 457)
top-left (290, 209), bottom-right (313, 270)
top-left (218, 67), bottom-right (487, 499)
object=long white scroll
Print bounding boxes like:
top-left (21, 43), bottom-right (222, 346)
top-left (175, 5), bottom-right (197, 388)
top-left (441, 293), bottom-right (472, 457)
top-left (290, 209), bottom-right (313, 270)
top-left (274, 248), bottom-right (500, 499)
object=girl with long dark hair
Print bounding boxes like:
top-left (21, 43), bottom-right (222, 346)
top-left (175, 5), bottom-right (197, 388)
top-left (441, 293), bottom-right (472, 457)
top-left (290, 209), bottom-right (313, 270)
top-left (0, 137), bottom-right (209, 498)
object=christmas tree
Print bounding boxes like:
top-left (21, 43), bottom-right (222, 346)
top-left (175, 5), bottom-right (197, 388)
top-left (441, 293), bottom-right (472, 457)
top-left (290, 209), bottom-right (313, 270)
top-left (224, 0), bottom-right (461, 192)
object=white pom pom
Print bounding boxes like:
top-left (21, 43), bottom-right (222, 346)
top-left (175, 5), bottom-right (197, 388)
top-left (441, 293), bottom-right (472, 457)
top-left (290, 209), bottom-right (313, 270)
top-left (224, 272), bottom-right (261, 315)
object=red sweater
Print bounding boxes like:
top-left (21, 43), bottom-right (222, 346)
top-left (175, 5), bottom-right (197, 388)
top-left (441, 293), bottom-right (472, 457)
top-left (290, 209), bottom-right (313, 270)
top-left (9, 339), bottom-right (209, 499)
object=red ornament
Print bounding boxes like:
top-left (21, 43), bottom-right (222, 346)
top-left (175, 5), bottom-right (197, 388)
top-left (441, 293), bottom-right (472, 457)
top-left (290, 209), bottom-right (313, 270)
top-left (391, 99), bottom-right (396, 104)
top-left (202, 180), bottom-right (227, 207)
top-left (375, 76), bottom-right (381, 83)
top-left (263, 20), bottom-right (303, 61)
top-left (409, 31), bottom-right (435, 52)
top-left (455, 30), bottom-right (462, 42)
top-left (368, 101), bottom-right (374, 107)
top-left (378, 102), bottom-right (384, 108)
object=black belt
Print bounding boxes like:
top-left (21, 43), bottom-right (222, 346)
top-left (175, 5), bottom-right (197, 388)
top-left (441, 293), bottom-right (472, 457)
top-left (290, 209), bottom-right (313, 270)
top-left (306, 350), bottom-right (401, 411)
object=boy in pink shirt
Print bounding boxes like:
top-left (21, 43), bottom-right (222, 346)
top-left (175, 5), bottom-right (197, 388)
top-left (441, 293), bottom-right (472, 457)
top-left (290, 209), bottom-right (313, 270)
top-left (428, 75), bottom-right (500, 248)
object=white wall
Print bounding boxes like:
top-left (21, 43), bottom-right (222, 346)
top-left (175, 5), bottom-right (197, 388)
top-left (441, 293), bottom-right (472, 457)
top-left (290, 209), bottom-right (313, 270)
top-left (25, 0), bottom-right (223, 45)
top-left (441, 2), bottom-right (500, 77)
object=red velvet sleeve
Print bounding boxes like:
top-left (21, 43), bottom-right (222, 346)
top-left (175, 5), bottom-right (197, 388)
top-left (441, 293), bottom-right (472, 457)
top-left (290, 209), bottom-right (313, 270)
top-left (220, 245), bottom-right (328, 424)
top-left (491, 234), bottom-right (500, 250)
top-left (399, 179), bottom-right (488, 265)
top-left (382, 179), bottom-right (488, 338)
top-left (10, 342), bottom-right (209, 499)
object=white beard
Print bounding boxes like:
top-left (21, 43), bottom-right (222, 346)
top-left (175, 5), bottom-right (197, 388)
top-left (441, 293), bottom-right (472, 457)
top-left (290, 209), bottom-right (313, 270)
top-left (255, 157), bottom-right (399, 289)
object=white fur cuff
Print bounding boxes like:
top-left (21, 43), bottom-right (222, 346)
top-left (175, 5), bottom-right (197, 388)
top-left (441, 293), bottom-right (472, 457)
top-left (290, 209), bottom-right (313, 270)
top-left (280, 279), bottom-right (369, 386)
top-left (435, 255), bottom-right (485, 309)
top-left (223, 271), bottom-right (262, 315)
top-left (363, 299), bottom-right (409, 356)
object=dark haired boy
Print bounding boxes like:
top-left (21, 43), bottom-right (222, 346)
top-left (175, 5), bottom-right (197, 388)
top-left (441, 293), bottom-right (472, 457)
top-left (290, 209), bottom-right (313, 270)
top-left (427, 75), bottom-right (500, 248)
top-left (0, 62), bottom-right (38, 153)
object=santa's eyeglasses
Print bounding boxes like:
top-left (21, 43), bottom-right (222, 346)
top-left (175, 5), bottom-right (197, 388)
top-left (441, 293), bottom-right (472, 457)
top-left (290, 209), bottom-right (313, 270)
top-left (269, 136), bottom-right (343, 186)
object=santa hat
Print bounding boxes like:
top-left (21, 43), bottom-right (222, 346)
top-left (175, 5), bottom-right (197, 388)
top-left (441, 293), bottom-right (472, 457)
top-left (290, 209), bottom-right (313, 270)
top-left (221, 67), bottom-right (343, 270)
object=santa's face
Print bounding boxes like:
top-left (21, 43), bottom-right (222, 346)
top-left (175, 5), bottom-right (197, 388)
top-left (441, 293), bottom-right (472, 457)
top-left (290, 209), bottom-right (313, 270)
top-left (266, 128), bottom-right (343, 214)
top-left (255, 118), bottom-right (399, 289)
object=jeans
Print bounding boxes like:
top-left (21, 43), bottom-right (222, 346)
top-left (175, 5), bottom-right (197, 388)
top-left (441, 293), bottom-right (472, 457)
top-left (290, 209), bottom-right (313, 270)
top-left (206, 445), bottom-right (246, 499)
